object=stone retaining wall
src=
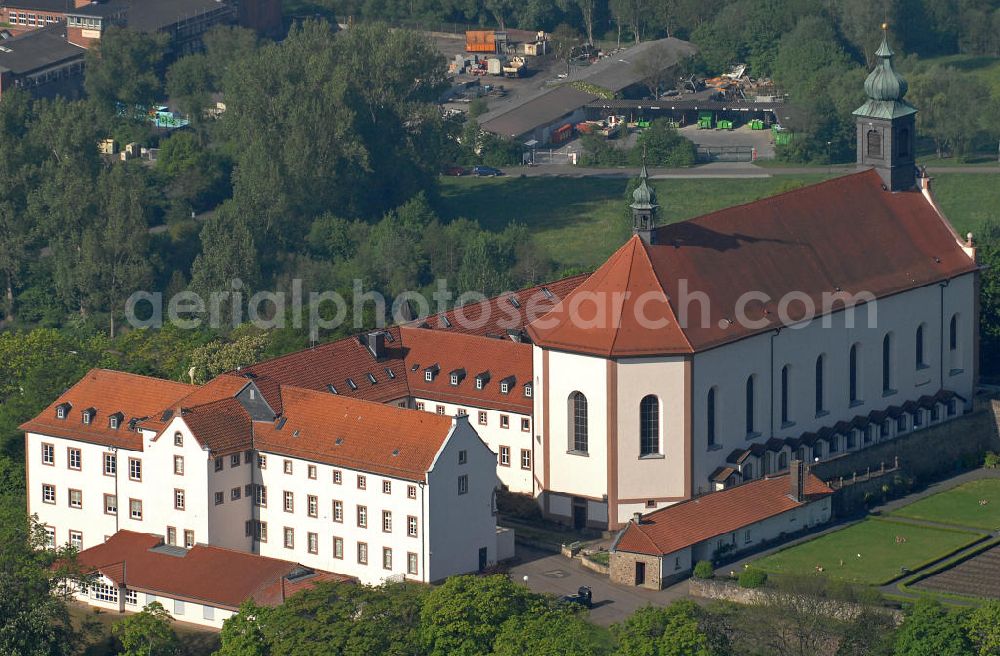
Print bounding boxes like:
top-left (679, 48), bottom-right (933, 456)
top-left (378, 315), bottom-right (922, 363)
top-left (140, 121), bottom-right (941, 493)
top-left (813, 398), bottom-right (1000, 510)
top-left (688, 578), bottom-right (903, 624)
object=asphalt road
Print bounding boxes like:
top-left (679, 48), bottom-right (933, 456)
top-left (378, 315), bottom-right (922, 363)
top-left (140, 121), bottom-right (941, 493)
top-left (507, 545), bottom-right (689, 626)
top-left (499, 162), bottom-right (1000, 179)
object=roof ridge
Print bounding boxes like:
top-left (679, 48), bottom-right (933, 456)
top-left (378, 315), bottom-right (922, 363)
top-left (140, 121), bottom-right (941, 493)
top-left (654, 169), bottom-right (876, 235)
top-left (634, 236), bottom-right (694, 353)
top-left (92, 368), bottom-right (194, 387)
top-left (607, 237), bottom-right (641, 356)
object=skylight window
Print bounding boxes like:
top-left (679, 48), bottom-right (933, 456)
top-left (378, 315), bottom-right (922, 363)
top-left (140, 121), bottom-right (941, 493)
top-left (367, 373), bottom-right (377, 384)
top-left (441, 315), bottom-right (452, 328)
top-left (346, 378), bottom-right (358, 391)
top-left (508, 296), bottom-right (521, 309)
top-left (541, 287), bottom-right (554, 300)
top-left (327, 384), bottom-right (338, 394)
top-left (385, 367), bottom-right (396, 379)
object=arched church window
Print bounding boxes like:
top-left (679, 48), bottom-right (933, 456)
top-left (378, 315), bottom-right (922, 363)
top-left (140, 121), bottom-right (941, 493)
top-left (867, 129), bottom-right (882, 158)
top-left (570, 392), bottom-right (588, 453)
top-left (640, 395), bottom-right (660, 456)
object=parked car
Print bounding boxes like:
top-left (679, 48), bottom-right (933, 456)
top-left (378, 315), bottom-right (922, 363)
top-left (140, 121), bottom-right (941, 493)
top-left (444, 166), bottom-right (467, 176)
top-left (561, 586), bottom-right (593, 608)
top-left (473, 165), bottom-right (503, 176)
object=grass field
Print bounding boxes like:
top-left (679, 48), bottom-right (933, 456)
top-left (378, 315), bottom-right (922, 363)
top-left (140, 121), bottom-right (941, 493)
top-left (752, 518), bottom-right (984, 585)
top-left (891, 479), bottom-right (1000, 531)
top-left (437, 171), bottom-right (999, 270)
top-left (437, 174), bottom-right (833, 269)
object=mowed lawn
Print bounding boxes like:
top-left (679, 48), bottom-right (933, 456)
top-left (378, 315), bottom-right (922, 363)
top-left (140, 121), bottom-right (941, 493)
top-left (437, 171), bottom-right (999, 270)
top-left (891, 479), bottom-right (1000, 531)
top-left (753, 518), bottom-right (983, 585)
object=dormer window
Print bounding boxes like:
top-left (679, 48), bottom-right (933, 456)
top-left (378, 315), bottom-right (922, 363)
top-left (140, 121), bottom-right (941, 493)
top-left (55, 403), bottom-right (71, 420)
top-left (424, 364), bottom-right (439, 382)
top-left (476, 378), bottom-right (483, 390)
top-left (499, 377), bottom-right (514, 395)
top-left (450, 374), bottom-right (458, 385)
top-left (524, 384), bottom-right (533, 398)
top-left (475, 371), bottom-right (490, 390)
top-left (81, 408), bottom-right (95, 425)
top-left (109, 412), bottom-right (124, 430)
top-left (449, 369), bottom-right (465, 386)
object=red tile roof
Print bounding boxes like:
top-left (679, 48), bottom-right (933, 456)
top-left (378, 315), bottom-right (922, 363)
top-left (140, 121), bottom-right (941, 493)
top-left (614, 473), bottom-right (832, 556)
top-left (529, 171), bottom-right (978, 356)
top-left (141, 375), bottom-right (250, 432)
top-left (414, 273), bottom-right (590, 338)
top-left (253, 386), bottom-right (457, 481)
top-left (400, 326), bottom-right (533, 414)
top-left (75, 531), bottom-right (352, 610)
top-left (19, 369), bottom-right (193, 450)
top-left (241, 326), bottom-right (409, 409)
top-left (526, 236), bottom-right (690, 357)
top-left (179, 397), bottom-right (253, 455)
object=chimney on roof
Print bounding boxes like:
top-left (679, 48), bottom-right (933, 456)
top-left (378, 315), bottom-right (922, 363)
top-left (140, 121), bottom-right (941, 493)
top-left (789, 459), bottom-right (805, 503)
top-left (632, 511), bottom-right (642, 525)
top-left (366, 331), bottom-right (385, 360)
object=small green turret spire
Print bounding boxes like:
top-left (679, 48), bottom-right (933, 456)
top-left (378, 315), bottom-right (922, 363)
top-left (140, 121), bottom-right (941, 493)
top-left (854, 24), bottom-right (916, 120)
top-left (631, 153), bottom-right (658, 244)
top-left (853, 23), bottom-right (918, 191)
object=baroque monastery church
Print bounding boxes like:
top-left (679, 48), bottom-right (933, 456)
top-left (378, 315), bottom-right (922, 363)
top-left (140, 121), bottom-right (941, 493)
top-left (23, 31), bottom-right (978, 597)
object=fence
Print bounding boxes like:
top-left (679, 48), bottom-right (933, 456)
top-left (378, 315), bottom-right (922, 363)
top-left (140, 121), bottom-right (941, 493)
top-left (696, 145), bottom-right (755, 163)
top-left (826, 457), bottom-right (901, 490)
top-left (524, 150), bottom-right (578, 165)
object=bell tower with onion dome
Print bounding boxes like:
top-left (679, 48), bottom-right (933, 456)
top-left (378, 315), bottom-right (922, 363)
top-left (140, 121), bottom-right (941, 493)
top-left (631, 161), bottom-right (658, 244)
top-left (853, 24), bottom-right (918, 191)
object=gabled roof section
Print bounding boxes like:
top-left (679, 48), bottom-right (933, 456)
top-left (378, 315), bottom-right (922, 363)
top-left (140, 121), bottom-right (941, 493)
top-left (531, 170), bottom-right (977, 356)
top-left (141, 374), bottom-right (250, 434)
top-left (240, 326), bottom-right (409, 409)
top-left (252, 386), bottom-right (456, 481)
top-left (400, 326), bottom-right (533, 414)
top-left (415, 273), bottom-right (590, 338)
top-left (74, 531), bottom-right (352, 610)
top-left (526, 236), bottom-right (691, 357)
top-left (614, 473), bottom-right (832, 556)
top-left (19, 369), bottom-right (193, 450)
top-left (179, 398), bottom-right (253, 455)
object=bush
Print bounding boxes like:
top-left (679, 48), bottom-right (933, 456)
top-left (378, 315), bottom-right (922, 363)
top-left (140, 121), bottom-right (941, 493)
top-left (468, 97), bottom-right (488, 118)
top-left (693, 560), bottom-right (714, 579)
top-left (495, 488), bottom-right (543, 522)
top-left (738, 568), bottom-right (768, 589)
top-left (985, 452), bottom-right (1000, 469)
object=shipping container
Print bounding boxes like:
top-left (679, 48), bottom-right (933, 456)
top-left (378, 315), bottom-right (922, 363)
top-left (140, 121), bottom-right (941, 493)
top-left (466, 30), bottom-right (497, 53)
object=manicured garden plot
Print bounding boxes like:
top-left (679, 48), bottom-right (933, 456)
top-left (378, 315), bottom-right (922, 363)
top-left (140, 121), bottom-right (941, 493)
top-left (890, 479), bottom-right (1000, 531)
top-left (752, 518), bottom-right (983, 585)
